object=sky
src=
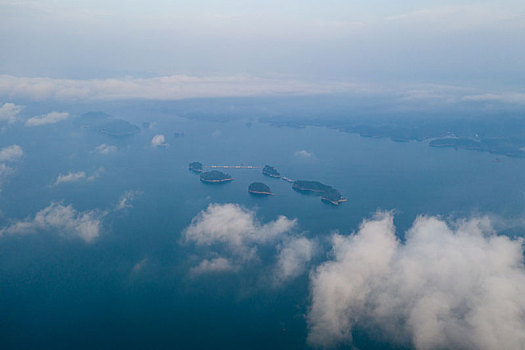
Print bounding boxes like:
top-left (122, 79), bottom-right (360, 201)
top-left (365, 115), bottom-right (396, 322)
top-left (1, 0), bottom-right (525, 101)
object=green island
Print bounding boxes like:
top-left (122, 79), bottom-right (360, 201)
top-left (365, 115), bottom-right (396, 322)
top-left (292, 180), bottom-right (346, 205)
top-left (200, 170), bottom-right (234, 183)
top-left (262, 165), bottom-right (281, 178)
top-left (189, 161), bottom-right (203, 173)
top-left (76, 112), bottom-right (140, 137)
top-left (248, 182), bottom-right (273, 195)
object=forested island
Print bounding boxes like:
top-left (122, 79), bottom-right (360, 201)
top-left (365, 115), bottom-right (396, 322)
top-left (189, 162), bottom-right (203, 173)
top-left (76, 112), bottom-right (140, 137)
top-left (293, 180), bottom-right (346, 205)
top-left (248, 182), bottom-right (273, 195)
top-left (200, 170), bottom-right (234, 183)
top-left (263, 165), bottom-right (281, 178)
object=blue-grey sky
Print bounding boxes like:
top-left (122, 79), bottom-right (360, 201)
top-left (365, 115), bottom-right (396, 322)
top-left (1, 0), bottom-right (524, 100)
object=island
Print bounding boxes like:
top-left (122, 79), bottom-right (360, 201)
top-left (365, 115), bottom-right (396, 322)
top-left (248, 182), bottom-right (273, 196)
top-left (292, 180), bottom-right (346, 206)
top-left (262, 165), bottom-right (281, 178)
top-left (76, 112), bottom-right (140, 137)
top-left (189, 162), bottom-right (203, 173)
top-left (200, 170), bottom-right (234, 183)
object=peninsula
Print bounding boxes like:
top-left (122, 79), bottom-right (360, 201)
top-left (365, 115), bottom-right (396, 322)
top-left (189, 161), bottom-right (203, 173)
top-left (293, 180), bottom-right (346, 205)
top-left (200, 170), bottom-right (234, 183)
top-left (263, 165), bottom-right (281, 178)
top-left (248, 182), bottom-right (273, 195)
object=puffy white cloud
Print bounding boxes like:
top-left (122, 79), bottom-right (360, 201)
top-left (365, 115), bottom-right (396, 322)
top-left (0, 102), bottom-right (23, 124)
top-left (294, 150), bottom-right (314, 158)
top-left (151, 134), bottom-right (167, 147)
top-left (0, 145), bottom-right (23, 194)
top-left (116, 190), bottom-right (140, 210)
top-left (25, 111), bottom-right (69, 126)
top-left (94, 143), bottom-right (117, 154)
top-left (275, 237), bottom-right (317, 284)
top-left (0, 202), bottom-right (105, 243)
top-left (54, 171), bottom-right (86, 185)
top-left (184, 203), bottom-right (297, 267)
top-left (0, 144), bottom-right (23, 162)
top-left (307, 212), bottom-right (525, 350)
top-left (190, 257), bottom-right (239, 275)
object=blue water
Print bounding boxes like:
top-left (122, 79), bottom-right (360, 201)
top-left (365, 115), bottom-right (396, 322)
top-left (1, 109), bottom-right (525, 349)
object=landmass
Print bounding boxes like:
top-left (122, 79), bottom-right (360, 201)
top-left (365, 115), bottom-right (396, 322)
top-left (200, 170), bottom-right (234, 183)
top-left (76, 112), bottom-right (140, 137)
top-left (248, 182), bottom-right (273, 195)
top-left (189, 162), bottom-right (203, 173)
top-left (293, 180), bottom-right (346, 205)
top-left (263, 165), bottom-right (281, 178)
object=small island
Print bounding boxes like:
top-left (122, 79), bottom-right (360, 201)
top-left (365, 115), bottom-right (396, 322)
top-left (263, 165), bottom-right (281, 178)
top-left (189, 161), bottom-right (203, 173)
top-left (248, 182), bottom-right (273, 196)
top-left (293, 180), bottom-right (346, 206)
top-left (200, 170), bottom-right (234, 183)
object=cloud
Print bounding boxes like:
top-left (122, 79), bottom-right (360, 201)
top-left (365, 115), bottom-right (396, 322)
top-left (184, 203), bottom-right (297, 266)
top-left (0, 74), bottom-right (357, 101)
top-left (307, 212), bottom-right (525, 349)
top-left (274, 236), bottom-right (316, 284)
top-left (116, 190), bottom-right (141, 210)
top-left (25, 111), bottom-right (69, 126)
top-left (54, 171), bottom-right (86, 185)
top-left (462, 92), bottom-right (525, 104)
top-left (151, 134), bottom-right (167, 147)
top-left (190, 257), bottom-right (239, 275)
top-left (0, 144), bottom-right (23, 194)
top-left (53, 168), bottom-right (104, 185)
top-left (94, 143), bottom-right (117, 154)
top-left (0, 202), bottom-right (105, 243)
top-left (294, 150), bottom-right (314, 158)
top-left (0, 102), bottom-right (23, 124)
top-left (0, 144), bottom-right (23, 162)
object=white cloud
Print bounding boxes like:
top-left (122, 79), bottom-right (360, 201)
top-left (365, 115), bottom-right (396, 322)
top-left (25, 111), bottom-right (69, 126)
top-left (275, 236), bottom-right (316, 284)
top-left (86, 167), bottom-right (104, 182)
top-left (0, 202), bottom-right (105, 243)
top-left (307, 212), bottom-right (525, 350)
top-left (462, 92), bottom-right (525, 104)
top-left (0, 102), bottom-right (23, 124)
top-left (0, 145), bottom-right (23, 194)
top-left (184, 203), bottom-right (297, 266)
top-left (294, 150), bottom-right (314, 158)
top-left (151, 134), bottom-right (167, 147)
top-left (0, 144), bottom-right (23, 162)
top-left (116, 190), bottom-right (140, 210)
top-left (0, 74), bottom-right (357, 101)
top-left (94, 143), bottom-right (117, 154)
top-left (54, 171), bottom-right (86, 185)
top-left (190, 257), bottom-right (239, 275)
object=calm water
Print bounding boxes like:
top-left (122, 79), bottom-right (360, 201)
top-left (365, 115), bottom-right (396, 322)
top-left (1, 110), bottom-right (525, 349)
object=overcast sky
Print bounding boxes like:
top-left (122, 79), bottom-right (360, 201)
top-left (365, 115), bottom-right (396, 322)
top-left (1, 0), bottom-right (524, 100)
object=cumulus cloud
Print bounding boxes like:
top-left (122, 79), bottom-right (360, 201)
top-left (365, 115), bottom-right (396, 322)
top-left (0, 145), bottom-right (23, 193)
top-left (0, 102), bottom-right (23, 124)
top-left (0, 144), bottom-right (23, 162)
top-left (94, 143), bottom-right (117, 154)
top-left (184, 203), bottom-right (297, 268)
top-left (294, 150), bottom-right (314, 158)
top-left (151, 134), bottom-right (167, 147)
top-left (25, 111), bottom-right (69, 126)
top-left (275, 236), bottom-right (317, 284)
top-left (307, 212), bottom-right (525, 350)
top-left (54, 171), bottom-right (86, 185)
top-left (116, 190), bottom-right (141, 210)
top-left (190, 257), bottom-right (239, 275)
top-left (0, 202), bottom-right (105, 243)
